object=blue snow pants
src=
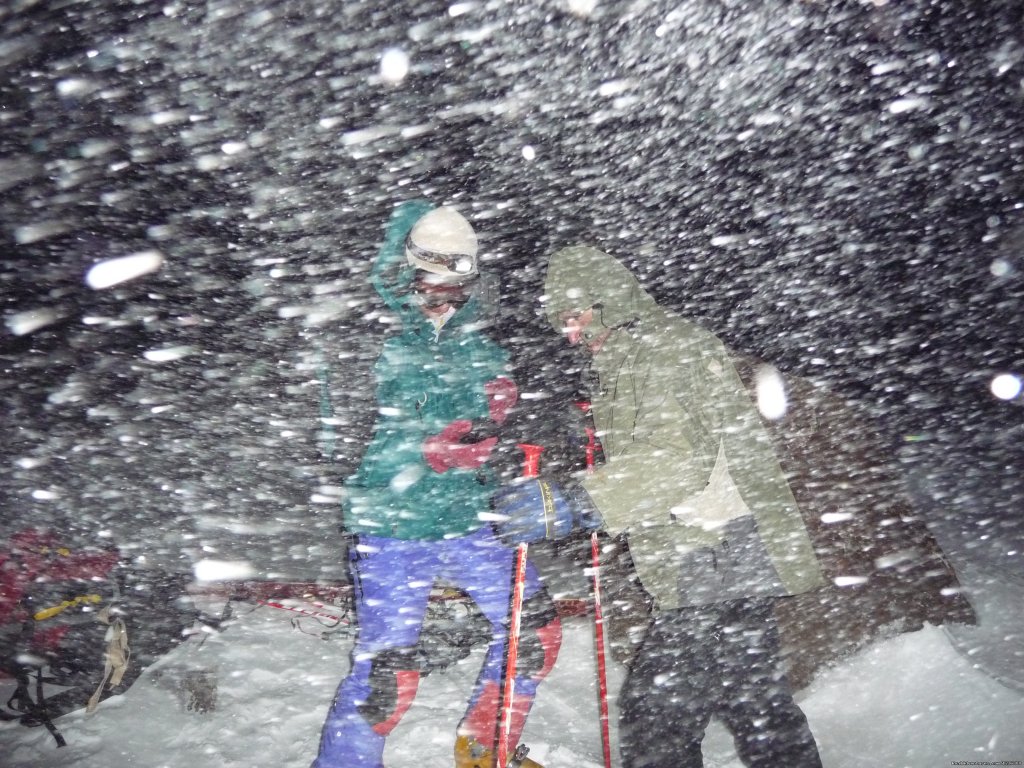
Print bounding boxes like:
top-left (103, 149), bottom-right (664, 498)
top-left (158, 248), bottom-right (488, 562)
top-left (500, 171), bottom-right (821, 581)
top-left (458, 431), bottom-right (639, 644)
top-left (311, 527), bottom-right (552, 768)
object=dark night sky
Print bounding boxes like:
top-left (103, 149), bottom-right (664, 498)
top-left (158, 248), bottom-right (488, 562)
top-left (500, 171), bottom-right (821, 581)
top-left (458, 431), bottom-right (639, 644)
top-left (1, 0), bottom-right (1022, 573)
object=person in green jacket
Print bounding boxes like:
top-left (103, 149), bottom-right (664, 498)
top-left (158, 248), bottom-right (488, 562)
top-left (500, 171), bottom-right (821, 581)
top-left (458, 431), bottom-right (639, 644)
top-left (496, 244), bottom-right (824, 767)
top-left (312, 202), bottom-right (560, 768)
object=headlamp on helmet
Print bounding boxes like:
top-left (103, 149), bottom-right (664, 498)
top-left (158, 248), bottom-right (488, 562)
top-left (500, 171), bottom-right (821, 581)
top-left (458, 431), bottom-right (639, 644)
top-left (405, 206), bottom-right (478, 281)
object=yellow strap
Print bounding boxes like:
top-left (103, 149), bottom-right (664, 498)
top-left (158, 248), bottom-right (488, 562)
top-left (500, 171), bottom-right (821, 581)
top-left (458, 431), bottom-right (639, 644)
top-left (538, 481), bottom-right (556, 538)
top-left (33, 593), bottom-right (103, 622)
top-left (34, 546), bottom-right (71, 557)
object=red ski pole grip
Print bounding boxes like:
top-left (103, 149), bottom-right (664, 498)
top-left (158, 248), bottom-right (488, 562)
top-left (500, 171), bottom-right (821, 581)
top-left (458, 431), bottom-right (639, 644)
top-left (574, 402), bottom-right (598, 473)
top-left (517, 443), bottom-right (544, 478)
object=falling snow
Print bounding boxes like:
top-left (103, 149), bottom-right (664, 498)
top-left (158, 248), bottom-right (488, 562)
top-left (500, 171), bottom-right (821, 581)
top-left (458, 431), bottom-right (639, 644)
top-left (1, 1), bottom-right (1022, 766)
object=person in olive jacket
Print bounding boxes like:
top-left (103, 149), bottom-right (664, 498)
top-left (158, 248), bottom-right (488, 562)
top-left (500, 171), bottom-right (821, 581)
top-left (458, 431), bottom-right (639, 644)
top-left (532, 244), bottom-right (823, 767)
top-left (312, 203), bottom-right (559, 768)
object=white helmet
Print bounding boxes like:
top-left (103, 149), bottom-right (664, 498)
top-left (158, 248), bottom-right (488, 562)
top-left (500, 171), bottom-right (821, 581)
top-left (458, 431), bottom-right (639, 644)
top-left (405, 207), bottom-right (478, 281)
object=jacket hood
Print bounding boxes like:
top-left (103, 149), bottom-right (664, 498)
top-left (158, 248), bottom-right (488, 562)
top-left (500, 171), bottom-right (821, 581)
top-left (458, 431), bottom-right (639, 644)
top-left (543, 245), bottom-right (659, 336)
top-left (373, 200), bottom-right (488, 336)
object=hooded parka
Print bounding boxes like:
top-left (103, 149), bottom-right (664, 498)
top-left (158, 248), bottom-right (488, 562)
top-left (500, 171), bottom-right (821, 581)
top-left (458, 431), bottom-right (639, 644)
top-left (544, 246), bottom-right (823, 610)
top-left (342, 201), bottom-right (510, 541)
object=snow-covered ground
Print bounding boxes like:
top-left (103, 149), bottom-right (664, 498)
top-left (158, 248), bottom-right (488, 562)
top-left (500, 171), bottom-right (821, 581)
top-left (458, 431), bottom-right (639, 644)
top-left (3, 582), bottom-right (1023, 768)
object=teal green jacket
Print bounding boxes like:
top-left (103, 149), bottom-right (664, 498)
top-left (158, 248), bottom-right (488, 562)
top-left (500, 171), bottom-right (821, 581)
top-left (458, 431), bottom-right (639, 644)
top-left (342, 201), bottom-right (510, 540)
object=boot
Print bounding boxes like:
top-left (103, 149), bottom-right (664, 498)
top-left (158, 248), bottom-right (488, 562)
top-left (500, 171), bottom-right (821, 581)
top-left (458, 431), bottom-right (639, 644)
top-left (454, 735), bottom-right (543, 768)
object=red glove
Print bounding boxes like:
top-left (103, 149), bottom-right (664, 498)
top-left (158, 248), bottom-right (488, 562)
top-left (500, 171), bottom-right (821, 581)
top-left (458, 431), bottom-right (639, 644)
top-left (423, 420), bottom-right (498, 473)
top-left (484, 376), bottom-right (518, 426)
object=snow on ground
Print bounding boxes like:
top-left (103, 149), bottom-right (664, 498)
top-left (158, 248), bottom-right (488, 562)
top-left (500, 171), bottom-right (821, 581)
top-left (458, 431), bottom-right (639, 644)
top-left (2, 595), bottom-right (1023, 768)
top-left (797, 626), bottom-right (1023, 768)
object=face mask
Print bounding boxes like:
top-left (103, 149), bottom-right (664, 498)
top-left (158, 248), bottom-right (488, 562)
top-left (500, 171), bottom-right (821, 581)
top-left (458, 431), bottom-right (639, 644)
top-left (412, 276), bottom-right (475, 310)
top-left (415, 291), bottom-right (468, 310)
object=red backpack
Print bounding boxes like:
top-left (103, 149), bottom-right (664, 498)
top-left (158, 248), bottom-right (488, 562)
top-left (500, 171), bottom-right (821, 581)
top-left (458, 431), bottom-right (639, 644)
top-left (1, 528), bottom-right (195, 746)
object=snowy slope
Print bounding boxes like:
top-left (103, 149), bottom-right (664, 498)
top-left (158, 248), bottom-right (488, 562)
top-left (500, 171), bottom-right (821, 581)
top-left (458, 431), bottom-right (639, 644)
top-left (3, 594), bottom-right (1023, 768)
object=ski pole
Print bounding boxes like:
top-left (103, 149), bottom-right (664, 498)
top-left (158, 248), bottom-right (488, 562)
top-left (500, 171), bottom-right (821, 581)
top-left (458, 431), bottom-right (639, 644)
top-left (517, 443), bottom-right (544, 479)
top-left (495, 443), bottom-right (544, 768)
top-left (591, 531), bottom-right (613, 768)
top-left (496, 540), bottom-right (529, 768)
top-left (574, 401), bottom-right (599, 472)
top-left (257, 599), bottom-right (350, 624)
top-left (575, 403), bottom-right (612, 766)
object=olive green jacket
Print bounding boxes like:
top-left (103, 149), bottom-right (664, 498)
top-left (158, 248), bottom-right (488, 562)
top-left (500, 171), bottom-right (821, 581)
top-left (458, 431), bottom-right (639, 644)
top-left (544, 246), bottom-right (824, 610)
